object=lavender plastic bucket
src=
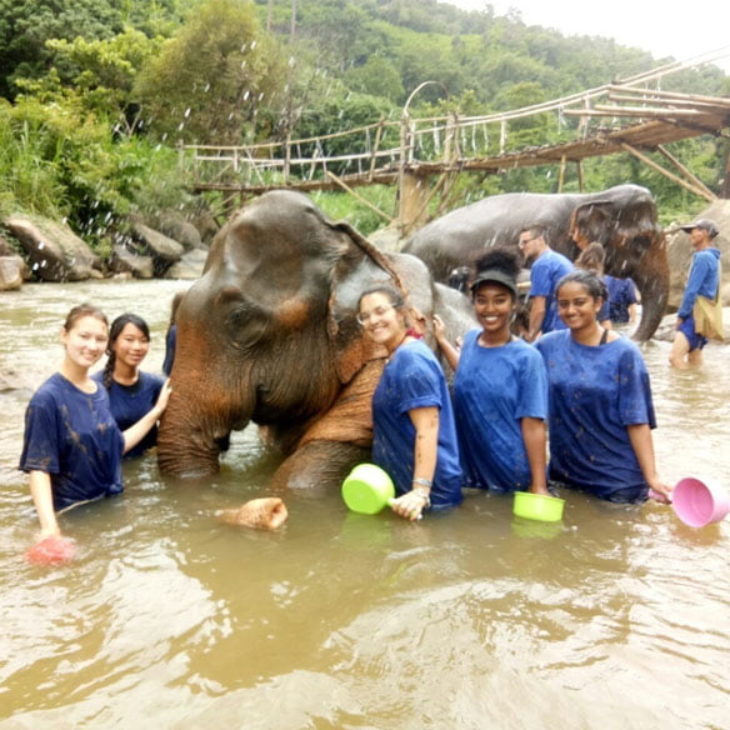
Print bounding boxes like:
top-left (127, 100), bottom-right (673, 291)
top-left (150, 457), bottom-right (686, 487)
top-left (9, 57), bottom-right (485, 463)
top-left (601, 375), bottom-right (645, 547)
top-left (671, 477), bottom-right (730, 528)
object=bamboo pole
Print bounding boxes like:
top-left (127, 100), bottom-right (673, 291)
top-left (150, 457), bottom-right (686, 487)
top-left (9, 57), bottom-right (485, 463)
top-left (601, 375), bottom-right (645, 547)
top-left (655, 145), bottom-right (717, 200)
top-left (620, 143), bottom-right (716, 202)
top-left (576, 160), bottom-right (584, 192)
top-left (369, 120), bottom-right (384, 180)
top-left (325, 171), bottom-right (395, 223)
top-left (557, 155), bottom-right (566, 192)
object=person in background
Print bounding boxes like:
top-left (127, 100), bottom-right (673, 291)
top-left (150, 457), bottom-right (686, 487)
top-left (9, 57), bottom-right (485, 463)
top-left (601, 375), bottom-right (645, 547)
top-left (162, 291), bottom-right (185, 377)
top-left (535, 271), bottom-right (671, 503)
top-left (519, 224), bottom-right (574, 341)
top-left (19, 304), bottom-right (172, 540)
top-left (605, 275), bottom-right (639, 326)
top-left (93, 313), bottom-right (165, 459)
top-left (575, 242), bottom-right (611, 328)
top-left (357, 286), bottom-right (463, 521)
top-left (434, 246), bottom-right (549, 495)
top-left (669, 219), bottom-right (722, 369)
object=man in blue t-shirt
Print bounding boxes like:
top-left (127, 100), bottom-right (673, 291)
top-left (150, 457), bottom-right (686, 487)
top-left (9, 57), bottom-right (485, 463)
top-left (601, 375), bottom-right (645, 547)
top-left (518, 225), bottom-right (574, 341)
top-left (670, 218), bottom-right (722, 369)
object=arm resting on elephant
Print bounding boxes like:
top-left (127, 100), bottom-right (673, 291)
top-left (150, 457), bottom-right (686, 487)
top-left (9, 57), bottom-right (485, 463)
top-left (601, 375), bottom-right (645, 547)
top-left (390, 406), bottom-right (438, 521)
top-left (527, 297), bottom-right (546, 342)
top-left (122, 380), bottom-right (172, 454)
top-left (432, 314), bottom-right (460, 371)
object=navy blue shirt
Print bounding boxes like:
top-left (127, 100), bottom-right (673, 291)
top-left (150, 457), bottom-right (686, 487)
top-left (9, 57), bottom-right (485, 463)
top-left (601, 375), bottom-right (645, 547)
top-left (529, 249), bottom-right (574, 334)
top-left (536, 330), bottom-right (656, 502)
top-left (453, 331), bottom-right (547, 492)
top-left (372, 340), bottom-right (463, 509)
top-left (605, 276), bottom-right (638, 324)
top-left (92, 371), bottom-right (164, 458)
top-left (19, 373), bottom-right (124, 511)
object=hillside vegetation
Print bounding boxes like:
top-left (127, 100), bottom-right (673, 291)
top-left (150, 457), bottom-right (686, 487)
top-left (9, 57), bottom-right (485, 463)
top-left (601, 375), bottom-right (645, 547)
top-left (0, 0), bottom-right (727, 247)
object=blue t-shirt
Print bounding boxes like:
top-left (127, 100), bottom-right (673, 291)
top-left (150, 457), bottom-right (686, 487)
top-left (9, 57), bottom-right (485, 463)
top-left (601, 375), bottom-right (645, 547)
top-left (529, 249), bottom-right (574, 334)
top-left (605, 276), bottom-right (638, 323)
top-left (92, 371), bottom-right (164, 458)
top-left (678, 248), bottom-right (721, 319)
top-left (162, 325), bottom-right (176, 377)
top-left (453, 330), bottom-right (548, 492)
top-left (535, 330), bottom-right (656, 502)
top-left (372, 340), bottom-right (463, 508)
top-left (19, 373), bottom-right (125, 511)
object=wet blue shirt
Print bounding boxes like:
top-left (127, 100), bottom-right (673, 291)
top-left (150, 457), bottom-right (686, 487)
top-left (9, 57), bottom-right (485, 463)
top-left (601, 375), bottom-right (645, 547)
top-left (453, 330), bottom-right (548, 492)
top-left (92, 371), bottom-right (164, 458)
top-left (19, 373), bottom-right (124, 511)
top-left (605, 276), bottom-right (638, 324)
top-left (372, 340), bottom-right (463, 508)
top-left (529, 249), bottom-right (574, 334)
top-left (536, 330), bottom-right (656, 502)
top-left (678, 248), bottom-right (721, 319)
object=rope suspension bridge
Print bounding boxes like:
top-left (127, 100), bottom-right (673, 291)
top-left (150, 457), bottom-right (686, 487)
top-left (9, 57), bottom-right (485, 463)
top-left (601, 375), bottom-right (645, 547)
top-left (180, 48), bottom-right (730, 234)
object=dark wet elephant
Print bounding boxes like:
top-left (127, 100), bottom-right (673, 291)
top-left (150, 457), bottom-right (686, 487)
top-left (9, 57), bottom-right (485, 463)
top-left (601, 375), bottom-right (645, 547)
top-left (403, 184), bottom-right (669, 340)
top-left (157, 190), bottom-right (474, 488)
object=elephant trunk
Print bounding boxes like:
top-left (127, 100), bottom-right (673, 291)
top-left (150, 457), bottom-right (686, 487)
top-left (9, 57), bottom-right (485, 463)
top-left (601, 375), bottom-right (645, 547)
top-left (631, 243), bottom-right (670, 342)
top-left (157, 390), bottom-right (229, 477)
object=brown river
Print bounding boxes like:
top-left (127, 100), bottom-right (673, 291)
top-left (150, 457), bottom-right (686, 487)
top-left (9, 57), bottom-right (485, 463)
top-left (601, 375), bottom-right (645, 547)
top-left (1, 280), bottom-right (728, 729)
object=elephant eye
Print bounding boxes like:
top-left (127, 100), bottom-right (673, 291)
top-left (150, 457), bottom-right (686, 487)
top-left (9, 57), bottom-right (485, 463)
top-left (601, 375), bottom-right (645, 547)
top-left (226, 302), bottom-right (270, 348)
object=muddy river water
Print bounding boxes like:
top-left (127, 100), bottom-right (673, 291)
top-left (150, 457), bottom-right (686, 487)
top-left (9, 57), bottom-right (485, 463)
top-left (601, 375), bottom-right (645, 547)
top-left (1, 280), bottom-right (728, 729)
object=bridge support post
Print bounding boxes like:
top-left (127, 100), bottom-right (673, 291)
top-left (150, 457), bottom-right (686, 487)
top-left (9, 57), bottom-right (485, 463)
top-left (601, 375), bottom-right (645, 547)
top-left (398, 172), bottom-right (429, 238)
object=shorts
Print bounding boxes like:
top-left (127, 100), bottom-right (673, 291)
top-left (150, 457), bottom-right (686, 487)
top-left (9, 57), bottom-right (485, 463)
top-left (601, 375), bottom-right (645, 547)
top-left (678, 315), bottom-right (707, 352)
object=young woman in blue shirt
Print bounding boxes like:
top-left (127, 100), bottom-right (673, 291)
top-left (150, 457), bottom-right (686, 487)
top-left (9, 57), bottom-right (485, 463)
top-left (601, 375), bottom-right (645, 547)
top-left (434, 247), bottom-right (549, 495)
top-left (535, 271), bottom-right (671, 503)
top-left (19, 304), bottom-right (172, 540)
top-left (357, 286), bottom-right (463, 521)
top-left (93, 313), bottom-right (165, 458)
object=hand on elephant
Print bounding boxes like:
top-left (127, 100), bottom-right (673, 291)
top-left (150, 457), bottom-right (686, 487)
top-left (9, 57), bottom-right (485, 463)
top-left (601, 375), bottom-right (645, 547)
top-left (218, 498), bottom-right (288, 530)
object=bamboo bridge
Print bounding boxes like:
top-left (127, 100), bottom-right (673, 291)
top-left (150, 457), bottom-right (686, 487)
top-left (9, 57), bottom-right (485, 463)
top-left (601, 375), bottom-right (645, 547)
top-left (180, 49), bottom-right (730, 234)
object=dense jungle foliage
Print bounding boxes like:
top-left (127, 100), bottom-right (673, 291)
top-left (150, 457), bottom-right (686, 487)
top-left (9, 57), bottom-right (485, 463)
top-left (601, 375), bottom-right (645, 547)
top-left (0, 0), bottom-right (728, 245)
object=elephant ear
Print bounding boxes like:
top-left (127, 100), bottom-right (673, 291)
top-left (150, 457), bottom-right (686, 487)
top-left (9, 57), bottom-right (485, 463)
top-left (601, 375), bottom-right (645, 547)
top-left (569, 199), bottom-right (616, 246)
top-left (324, 220), bottom-right (410, 385)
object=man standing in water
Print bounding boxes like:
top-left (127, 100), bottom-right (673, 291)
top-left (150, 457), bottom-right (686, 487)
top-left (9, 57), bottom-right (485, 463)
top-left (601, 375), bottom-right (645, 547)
top-left (670, 219), bottom-right (722, 369)
top-left (518, 225), bottom-right (574, 342)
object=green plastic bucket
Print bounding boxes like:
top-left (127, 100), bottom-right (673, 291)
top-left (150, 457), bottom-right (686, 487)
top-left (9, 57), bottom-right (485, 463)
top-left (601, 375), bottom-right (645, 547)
top-left (341, 463), bottom-right (396, 515)
top-left (513, 491), bottom-right (565, 523)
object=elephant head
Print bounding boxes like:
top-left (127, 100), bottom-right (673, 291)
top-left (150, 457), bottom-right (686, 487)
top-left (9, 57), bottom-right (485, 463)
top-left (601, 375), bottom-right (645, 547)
top-left (157, 190), bottom-right (448, 479)
top-left (567, 185), bottom-right (668, 340)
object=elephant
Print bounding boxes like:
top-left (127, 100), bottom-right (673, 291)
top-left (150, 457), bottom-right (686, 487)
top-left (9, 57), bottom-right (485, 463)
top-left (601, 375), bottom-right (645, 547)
top-left (157, 190), bottom-right (474, 488)
top-left (403, 184), bottom-right (669, 340)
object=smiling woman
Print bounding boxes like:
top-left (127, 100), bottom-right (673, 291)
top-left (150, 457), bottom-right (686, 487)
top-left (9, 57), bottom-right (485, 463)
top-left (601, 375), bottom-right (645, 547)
top-left (434, 246), bottom-right (549, 495)
top-left (93, 313), bottom-right (165, 459)
top-left (536, 270), bottom-right (671, 503)
top-left (357, 285), bottom-right (463, 521)
top-left (19, 304), bottom-right (171, 543)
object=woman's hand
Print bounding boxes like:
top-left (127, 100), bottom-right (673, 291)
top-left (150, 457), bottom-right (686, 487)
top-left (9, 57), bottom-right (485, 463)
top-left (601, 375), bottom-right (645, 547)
top-left (390, 489), bottom-right (430, 521)
top-left (647, 478), bottom-right (673, 503)
top-left (154, 379), bottom-right (173, 418)
top-left (432, 314), bottom-right (446, 342)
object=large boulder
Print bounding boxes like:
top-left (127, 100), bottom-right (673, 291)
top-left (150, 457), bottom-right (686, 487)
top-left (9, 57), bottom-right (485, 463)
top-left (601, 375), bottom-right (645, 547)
top-left (154, 211), bottom-right (203, 251)
top-left (110, 244), bottom-right (154, 279)
top-left (132, 223), bottom-right (184, 261)
top-left (0, 255), bottom-right (24, 290)
top-left (165, 247), bottom-right (208, 280)
top-left (4, 214), bottom-right (102, 281)
top-left (666, 199), bottom-right (730, 311)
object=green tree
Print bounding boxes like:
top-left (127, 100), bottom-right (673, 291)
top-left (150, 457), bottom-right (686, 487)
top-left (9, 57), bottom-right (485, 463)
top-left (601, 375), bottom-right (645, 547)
top-left (134, 0), bottom-right (286, 144)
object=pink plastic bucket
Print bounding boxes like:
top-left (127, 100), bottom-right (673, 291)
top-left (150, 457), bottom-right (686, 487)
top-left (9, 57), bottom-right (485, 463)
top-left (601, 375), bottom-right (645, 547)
top-left (671, 478), bottom-right (730, 528)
